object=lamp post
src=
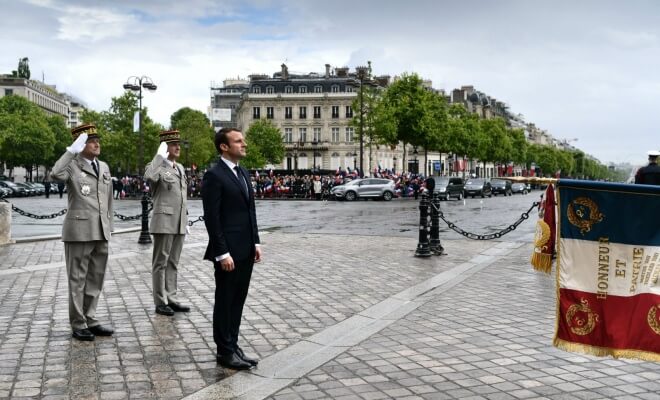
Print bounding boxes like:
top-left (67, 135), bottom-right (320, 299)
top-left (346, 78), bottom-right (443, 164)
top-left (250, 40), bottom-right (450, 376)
top-left (356, 66), bottom-right (369, 178)
top-left (293, 142), bottom-right (299, 176)
top-left (182, 140), bottom-right (190, 177)
top-left (393, 155), bottom-right (397, 173)
top-left (312, 140), bottom-right (318, 173)
top-left (412, 146), bottom-right (419, 174)
top-left (122, 75), bottom-right (157, 245)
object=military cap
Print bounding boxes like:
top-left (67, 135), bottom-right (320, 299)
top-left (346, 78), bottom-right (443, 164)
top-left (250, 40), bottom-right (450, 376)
top-left (159, 129), bottom-right (180, 143)
top-left (71, 124), bottom-right (99, 140)
top-left (647, 150), bottom-right (660, 157)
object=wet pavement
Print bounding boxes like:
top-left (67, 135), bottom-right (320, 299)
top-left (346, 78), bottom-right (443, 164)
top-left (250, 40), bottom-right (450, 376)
top-left (0, 194), bottom-right (658, 399)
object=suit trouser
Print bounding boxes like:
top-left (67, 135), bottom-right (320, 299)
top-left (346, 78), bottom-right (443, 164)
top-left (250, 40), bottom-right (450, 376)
top-left (64, 241), bottom-right (109, 330)
top-left (152, 233), bottom-right (184, 306)
top-left (213, 258), bottom-right (254, 356)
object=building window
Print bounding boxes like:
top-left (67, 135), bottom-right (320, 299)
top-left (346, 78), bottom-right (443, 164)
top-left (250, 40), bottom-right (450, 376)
top-left (252, 107), bottom-right (260, 119)
top-left (346, 106), bottom-right (353, 118)
top-left (313, 106), bottom-right (321, 118)
top-left (299, 128), bottom-right (307, 143)
top-left (313, 127), bottom-right (322, 142)
top-left (285, 86), bottom-right (293, 94)
top-left (299, 106), bottom-right (307, 119)
top-left (314, 85), bottom-right (323, 93)
top-left (331, 127), bottom-right (340, 143)
top-left (284, 128), bottom-right (293, 143)
top-left (345, 127), bottom-right (354, 142)
top-left (331, 106), bottom-right (339, 118)
top-left (266, 86), bottom-right (274, 94)
top-left (346, 86), bottom-right (355, 93)
top-left (4, 89), bottom-right (13, 96)
top-left (285, 106), bottom-right (293, 119)
top-left (299, 86), bottom-right (307, 93)
top-left (252, 86), bottom-right (261, 94)
top-left (266, 107), bottom-right (274, 119)
top-left (331, 85), bottom-right (340, 93)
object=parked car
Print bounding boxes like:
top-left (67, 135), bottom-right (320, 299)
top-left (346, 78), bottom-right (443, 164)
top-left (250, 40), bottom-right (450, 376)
top-left (0, 181), bottom-right (29, 197)
top-left (463, 178), bottom-right (492, 198)
top-left (331, 178), bottom-right (396, 201)
top-left (490, 179), bottom-right (512, 196)
top-left (432, 176), bottom-right (464, 200)
top-left (24, 182), bottom-right (45, 195)
top-left (15, 182), bottom-right (37, 196)
top-left (511, 182), bottom-right (529, 195)
top-left (0, 187), bottom-right (11, 198)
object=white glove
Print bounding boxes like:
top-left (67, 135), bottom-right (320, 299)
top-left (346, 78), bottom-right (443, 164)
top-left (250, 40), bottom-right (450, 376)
top-left (156, 142), bottom-right (169, 159)
top-left (67, 133), bottom-right (88, 154)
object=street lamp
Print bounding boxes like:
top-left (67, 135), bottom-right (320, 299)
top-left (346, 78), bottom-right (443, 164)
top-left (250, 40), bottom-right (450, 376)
top-left (312, 140), bottom-right (318, 173)
top-left (182, 140), bottom-right (190, 177)
top-left (122, 75), bottom-right (157, 245)
top-left (356, 65), bottom-right (369, 178)
top-left (293, 142), bottom-right (299, 176)
top-left (393, 155), bottom-right (397, 173)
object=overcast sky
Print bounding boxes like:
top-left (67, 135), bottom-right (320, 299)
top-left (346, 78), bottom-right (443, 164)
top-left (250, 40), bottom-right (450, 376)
top-left (2, 0), bottom-right (658, 165)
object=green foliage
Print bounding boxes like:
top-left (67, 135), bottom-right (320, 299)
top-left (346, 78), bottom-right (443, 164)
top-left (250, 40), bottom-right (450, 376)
top-left (169, 107), bottom-right (215, 170)
top-left (43, 114), bottom-right (71, 168)
top-left (82, 92), bottom-right (163, 175)
top-left (242, 120), bottom-right (285, 169)
top-left (0, 95), bottom-right (55, 170)
top-left (17, 57), bottom-right (30, 80)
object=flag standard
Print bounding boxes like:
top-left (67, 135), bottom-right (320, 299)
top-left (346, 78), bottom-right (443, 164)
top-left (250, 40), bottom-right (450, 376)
top-left (553, 180), bottom-right (660, 361)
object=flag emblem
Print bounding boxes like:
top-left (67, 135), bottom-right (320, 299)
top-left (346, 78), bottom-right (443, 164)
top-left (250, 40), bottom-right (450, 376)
top-left (566, 197), bottom-right (604, 235)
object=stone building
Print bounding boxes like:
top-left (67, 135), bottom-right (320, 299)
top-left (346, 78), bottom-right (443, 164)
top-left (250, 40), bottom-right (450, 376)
top-left (234, 64), bottom-right (408, 174)
top-left (0, 76), bottom-right (68, 118)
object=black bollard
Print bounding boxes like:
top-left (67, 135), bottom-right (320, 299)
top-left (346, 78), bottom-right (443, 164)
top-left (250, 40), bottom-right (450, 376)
top-left (414, 190), bottom-right (432, 257)
top-left (429, 191), bottom-right (444, 255)
top-left (137, 191), bottom-right (152, 244)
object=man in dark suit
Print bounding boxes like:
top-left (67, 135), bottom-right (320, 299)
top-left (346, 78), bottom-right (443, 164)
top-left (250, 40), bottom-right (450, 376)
top-left (202, 128), bottom-right (262, 370)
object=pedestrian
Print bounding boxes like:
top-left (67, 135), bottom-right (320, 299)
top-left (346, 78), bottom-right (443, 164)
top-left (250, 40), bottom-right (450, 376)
top-left (50, 124), bottom-right (114, 341)
top-left (313, 176), bottom-right (322, 200)
top-left (57, 181), bottom-right (64, 198)
top-left (202, 127), bottom-right (262, 370)
top-left (43, 178), bottom-right (51, 199)
top-left (634, 150), bottom-right (660, 185)
top-left (144, 130), bottom-right (190, 317)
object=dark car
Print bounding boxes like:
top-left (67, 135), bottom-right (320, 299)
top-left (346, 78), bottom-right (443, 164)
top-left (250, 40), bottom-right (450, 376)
top-left (463, 178), bottom-right (492, 198)
top-left (511, 182), bottom-right (529, 195)
top-left (432, 176), bottom-right (464, 200)
top-left (0, 181), bottom-right (29, 197)
top-left (490, 179), bottom-right (512, 196)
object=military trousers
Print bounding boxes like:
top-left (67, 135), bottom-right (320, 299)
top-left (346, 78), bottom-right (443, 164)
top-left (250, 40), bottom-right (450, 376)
top-left (64, 241), bottom-right (109, 330)
top-left (152, 233), bottom-right (185, 306)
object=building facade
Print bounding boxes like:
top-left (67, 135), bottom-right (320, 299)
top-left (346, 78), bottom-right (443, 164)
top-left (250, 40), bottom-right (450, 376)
top-left (235, 64), bottom-right (404, 174)
top-left (0, 77), bottom-right (69, 119)
top-left (63, 94), bottom-right (87, 129)
top-left (210, 78), bottom-right (250, 131)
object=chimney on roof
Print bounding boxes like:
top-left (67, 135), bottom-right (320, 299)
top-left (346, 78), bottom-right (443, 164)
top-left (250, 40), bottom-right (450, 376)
top-left (281, 63), bottom-right (289, 80)
top-left (325, 64), bottom-right (331, 78)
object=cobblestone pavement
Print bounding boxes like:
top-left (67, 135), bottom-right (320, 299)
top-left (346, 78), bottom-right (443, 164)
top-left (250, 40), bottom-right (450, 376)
top-left (1, 221), bottom-right (659, 399)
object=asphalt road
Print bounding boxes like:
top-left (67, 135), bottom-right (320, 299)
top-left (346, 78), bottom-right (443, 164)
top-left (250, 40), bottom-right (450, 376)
top-left (6, 190), bottom-right (543, 241)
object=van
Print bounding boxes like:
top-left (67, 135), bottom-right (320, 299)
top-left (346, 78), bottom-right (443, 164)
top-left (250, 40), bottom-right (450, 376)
top-left (432, 176), bottom-right (465, 200)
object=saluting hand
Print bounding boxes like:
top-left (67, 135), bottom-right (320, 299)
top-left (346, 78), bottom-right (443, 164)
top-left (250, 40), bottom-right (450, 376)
top-left (156, 142), bottom-right (169, 159)
top-left (67, 133), bottom-right (88, 154)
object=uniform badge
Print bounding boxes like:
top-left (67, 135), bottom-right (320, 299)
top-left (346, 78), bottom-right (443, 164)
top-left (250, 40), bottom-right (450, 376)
top-left (81, 172), bottom-right (87, 178)
top-left (81, 184), bottom-right (91, 196)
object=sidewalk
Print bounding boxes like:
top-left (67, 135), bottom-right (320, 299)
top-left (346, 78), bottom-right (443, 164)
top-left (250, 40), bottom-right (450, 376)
top-left (0, 228), bottom-right (658, 400)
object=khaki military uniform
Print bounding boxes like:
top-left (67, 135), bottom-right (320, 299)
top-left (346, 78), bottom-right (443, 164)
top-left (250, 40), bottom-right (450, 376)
top-left (145, 154), bottom-right (187, 306)
top-left (51, 151), bottom-right (113, 330)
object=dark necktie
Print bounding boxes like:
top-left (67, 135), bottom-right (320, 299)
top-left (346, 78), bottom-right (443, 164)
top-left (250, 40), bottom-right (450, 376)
top-left (234, 166), bottom-right (248, 196)
top-left (92, 160), bottom-right (99, 177)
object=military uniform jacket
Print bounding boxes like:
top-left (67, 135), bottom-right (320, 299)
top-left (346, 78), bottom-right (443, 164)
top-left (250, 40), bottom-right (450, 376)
top-left (51, 152), bottom-right (113, 242)
top-left (144, 155), bottom-right (188, 234)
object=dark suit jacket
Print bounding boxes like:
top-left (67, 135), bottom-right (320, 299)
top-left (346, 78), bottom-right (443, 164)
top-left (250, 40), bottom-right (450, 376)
top-left (202, 159), bottom-right (260, 262)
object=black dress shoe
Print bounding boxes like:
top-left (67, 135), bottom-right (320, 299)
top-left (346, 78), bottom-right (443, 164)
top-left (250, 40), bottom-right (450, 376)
top-left (216, 353), bottom-right (252, 370)
top-left (155, 305), bottom-right (175, 316)
top-left (88, 324), bottom-right (114, 336)
top-left (168, 302), bottom-right (190, 312)
top-left (72, 329), bottom-right (95, 341)
top-left (236, 347), bottom-right (258, 366)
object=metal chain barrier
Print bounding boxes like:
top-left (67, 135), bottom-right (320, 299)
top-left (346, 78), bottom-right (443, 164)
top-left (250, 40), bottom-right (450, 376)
top-left (1, 198), bottom-right (68, 219)
top-left (188, 216), bottom-right (205, 226)
top-left (113, 202), bottom-right (153, 221)
top-left (430, 200), bottom-right (540, 240)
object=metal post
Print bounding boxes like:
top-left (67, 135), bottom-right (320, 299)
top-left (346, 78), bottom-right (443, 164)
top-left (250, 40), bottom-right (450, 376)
top-left (138, 192), bottom-right (151, 244)
top-left (414, 191), bottom-right (432, 257)
top-left (429, 191), bottom-right (444, 255)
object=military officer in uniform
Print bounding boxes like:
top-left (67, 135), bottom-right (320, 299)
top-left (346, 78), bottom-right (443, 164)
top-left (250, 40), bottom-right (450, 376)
top-left (634, 150), bottom-right (660, 185)
top-left (51, 124), bottom-right (114, 341)
top-left (144, 130), bottom-right (190, 316)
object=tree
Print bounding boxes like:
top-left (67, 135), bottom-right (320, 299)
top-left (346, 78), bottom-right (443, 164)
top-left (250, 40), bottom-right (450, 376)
top-left (43, 114), bottom-right (71, 171)
top-left (242, 120), bottom-right (285, 169)
top-left (17, 57), bottom-right (30, 79)
top-left (170, 107), bottom-right (215, 172)
top-left (0, 95), bottom-right (55, 179)
top-left (82, 92), bottom-right (163, 176)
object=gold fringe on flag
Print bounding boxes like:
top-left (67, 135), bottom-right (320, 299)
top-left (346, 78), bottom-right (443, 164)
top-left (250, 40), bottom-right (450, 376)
top-left (531, 219), bottom-right (553, 273)
top-left (553, 338), bottom-right (660, 362)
